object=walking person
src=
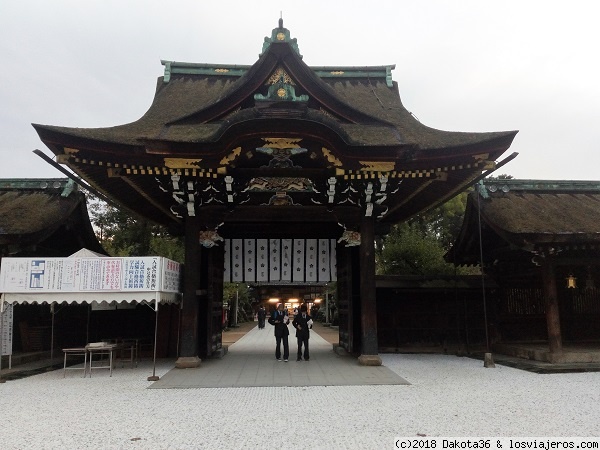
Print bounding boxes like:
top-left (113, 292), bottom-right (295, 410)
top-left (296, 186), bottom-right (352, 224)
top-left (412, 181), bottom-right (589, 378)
top-left (292, 304), bottom-right (313, 361)
top-left (268, 303), bottom-right (289, 361)
top-left (257, 305), bottom-right (267, 329)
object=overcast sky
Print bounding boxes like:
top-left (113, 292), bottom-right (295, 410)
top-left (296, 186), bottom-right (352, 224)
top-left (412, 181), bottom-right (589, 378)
top-left (1, 0), bottom-right (598, 181)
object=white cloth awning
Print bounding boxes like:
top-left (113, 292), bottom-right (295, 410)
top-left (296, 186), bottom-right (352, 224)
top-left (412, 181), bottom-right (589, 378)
top-left (1, 291), bottom-right (180, 306)
top-left (68, 248), bottom-right (106, 258)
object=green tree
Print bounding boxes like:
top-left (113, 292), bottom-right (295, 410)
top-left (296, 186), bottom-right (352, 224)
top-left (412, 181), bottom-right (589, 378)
top-left (413, 191), bottom-right (470, 250)
top-left (223, 283), bottom-right (253, 323)
top-left (377, 184), bottom-right (493, 276)
top-left (377, 222), bottom-right (458, 275)
top-left (87, 194), bottom-right (184, 262)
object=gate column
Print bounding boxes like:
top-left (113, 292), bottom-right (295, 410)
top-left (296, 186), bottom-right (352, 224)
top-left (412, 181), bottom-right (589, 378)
top-left (176, 216), bottom-right (202, 368)
top-left (542, 257), bottom-right (563, 359)
top-left (358, 214), bottom-right (382, 366)
top-left (198, 243), bottom-right (225, 359)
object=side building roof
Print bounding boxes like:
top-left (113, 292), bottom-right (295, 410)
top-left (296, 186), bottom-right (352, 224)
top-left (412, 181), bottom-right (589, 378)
top-left (0, 178), bottom-right (106, 257)
top-left (447, 180), bottom-right (600, 266)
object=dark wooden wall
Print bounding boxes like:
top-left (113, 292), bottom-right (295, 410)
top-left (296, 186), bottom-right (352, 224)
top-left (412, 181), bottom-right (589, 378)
top-left (376, 280), bottom-right (600, 352)
top-left (376, 286), bottom-right (489, 352)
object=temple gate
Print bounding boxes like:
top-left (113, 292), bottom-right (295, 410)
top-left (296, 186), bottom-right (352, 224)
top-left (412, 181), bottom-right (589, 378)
top-left (33, 20), bottom-right (517, 367)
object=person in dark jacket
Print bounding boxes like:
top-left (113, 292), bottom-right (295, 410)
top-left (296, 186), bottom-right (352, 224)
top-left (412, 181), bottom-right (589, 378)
top-left (257, 306), bottom-right (267, 329)
top-left (268, 303), bottom-right (289, 361)
top-left (292, 303), bottom-right (313, 361)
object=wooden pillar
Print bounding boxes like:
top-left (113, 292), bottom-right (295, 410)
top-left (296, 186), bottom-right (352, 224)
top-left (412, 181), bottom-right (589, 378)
top-left (175, 216), bottom-right (201, 368)
top-left (209, 245), bottom-right (225, 356)
top-left (197, 246), bottom-right (210, 359)
top-left (542, 258), bottom-right (563, 355)
top-left (336, 243), bottom-right (356, 354)
top-left (358, 214), bottom-right (382, 366)
top-left (197, 244), bottom-right (225, 359)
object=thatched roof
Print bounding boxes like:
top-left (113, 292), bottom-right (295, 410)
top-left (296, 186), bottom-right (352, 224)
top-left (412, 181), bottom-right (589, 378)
top-left (30, 22), bottom-right (517, 230)
top-left (0, 179), bottom-right (105, 256)
top-left (34, 69), bottom-right (515, 151)
top-left (447, 180), bottom-right (600, 265)
top-left (32, 26), bottom-right (516, 154)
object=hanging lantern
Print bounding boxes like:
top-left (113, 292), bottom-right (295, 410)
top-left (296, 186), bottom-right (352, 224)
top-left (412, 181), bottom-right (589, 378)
top-left (566, 273), bottom-right (577, 289)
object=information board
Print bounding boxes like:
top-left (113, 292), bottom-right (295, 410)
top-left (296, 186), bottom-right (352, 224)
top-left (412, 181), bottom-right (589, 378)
top-left (0, 257), bottom-right (181, 294)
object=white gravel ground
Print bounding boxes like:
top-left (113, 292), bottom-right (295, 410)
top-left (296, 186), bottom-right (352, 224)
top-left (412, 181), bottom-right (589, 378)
top-left (1, 354), bottom-right (599, 449)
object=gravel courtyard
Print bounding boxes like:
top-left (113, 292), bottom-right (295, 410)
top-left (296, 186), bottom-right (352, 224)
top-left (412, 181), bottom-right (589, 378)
top-left (1, 350), bottom-right (599, 449)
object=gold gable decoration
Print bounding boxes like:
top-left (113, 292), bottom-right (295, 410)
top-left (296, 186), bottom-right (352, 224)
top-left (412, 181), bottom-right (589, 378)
top-left (267, 67), bottom-right (295, 86)
top-left (219, 147), bottom-right (242, 166)
top-left (164, 158), bottom-right (202, 169)
top-left (359, 161), bottom-right (396, 172)
top-left (322, 148), bottom-right (343, 167)
top-left (262, 138), bottom-right (303, 149)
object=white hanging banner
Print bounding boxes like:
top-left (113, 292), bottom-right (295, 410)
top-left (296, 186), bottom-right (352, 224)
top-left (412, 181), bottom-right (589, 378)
top-left (231, 239), bottom-right (243, 282)
top-left (1, 303), bottom-right (13, 356)
top-left (306, 239), bottom-right (318, 281)
top-left (269, 239), bottom-right (280, 281)
top-left (281, 239), bottom-right (292, 281)
top-left (244, 239), bottom-right (256, 282)
top-left (223, 239), bottom-right (231, 282)
top-left (318, 239), bottom-right (331, 282)
top-left (221, 238), bottom-right (337, 283)
top-left (293, 239), bottom-right (305, 282)
top-left (256, 239), bottom-right (269, 282)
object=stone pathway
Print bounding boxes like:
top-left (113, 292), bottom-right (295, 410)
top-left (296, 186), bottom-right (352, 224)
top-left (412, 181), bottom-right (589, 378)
top-left (149, 323), bottom-right (408, 388)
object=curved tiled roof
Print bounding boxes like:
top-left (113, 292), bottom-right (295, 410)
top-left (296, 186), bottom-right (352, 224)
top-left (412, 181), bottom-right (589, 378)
top-left (0, 179), bottom-right (105, 256)
top-left (447, 180), bottom-right (600, 265)
top-left (33, 38), bottom-right (516, 153)
top-left (31, 23), bottom-right (518, 229)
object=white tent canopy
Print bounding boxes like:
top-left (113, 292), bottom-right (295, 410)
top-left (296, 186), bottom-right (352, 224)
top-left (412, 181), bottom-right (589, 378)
top-left (0, 252), bottom-right (181, 306)
top-left (0, 251), bottom-right (182, 380)
top-left (1, 291), bottom-right (180, 306)
top-left (68, 248), bottom-right (106, 258)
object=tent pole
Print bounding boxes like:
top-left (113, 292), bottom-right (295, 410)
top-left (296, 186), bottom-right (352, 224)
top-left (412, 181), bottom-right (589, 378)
top-left (0, 299), bottom-right (5, 383)
top-left (50, 303), bottom-right (55, 366)
top-left (176, 300), bottom-right (182, 356)
top-left (147, 298), bottom-right (160, 381)
top-left (86, 303), bottom-right (90, 344)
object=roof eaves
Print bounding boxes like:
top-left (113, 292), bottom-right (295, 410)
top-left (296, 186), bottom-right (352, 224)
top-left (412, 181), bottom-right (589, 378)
top-left (312, 65), bottom-right (396, 87)
top-left (161, 61), bottom-right (252, 82)
top-left (482, 179), bottom-right (600, 193)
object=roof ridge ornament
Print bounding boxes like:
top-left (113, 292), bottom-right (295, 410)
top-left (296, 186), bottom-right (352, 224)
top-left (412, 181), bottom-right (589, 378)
top-left (260, 18), bottom-right (302, 59)
top-left (254, 71), bottom-right (309, 102)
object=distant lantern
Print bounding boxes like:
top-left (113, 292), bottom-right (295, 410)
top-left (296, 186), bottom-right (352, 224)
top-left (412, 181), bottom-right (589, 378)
top-left (566, 274), bottom-right (577, 289)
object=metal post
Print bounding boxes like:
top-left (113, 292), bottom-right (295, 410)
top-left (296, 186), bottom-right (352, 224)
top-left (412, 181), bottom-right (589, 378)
top-left (50, 303), bottom-right (55, 366)
top-left (233, 286), bottom-right (239, 327)
top-left (86, 304), bottom-right (90, 344)
top-left (325, 291), bottom-right (330, 326)
top-left (148, 299), bottom-right (160, 381)
top-left (0, 299), bottom-right (5, 383)
top-left (476, 182), bottom-right (495, 368)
